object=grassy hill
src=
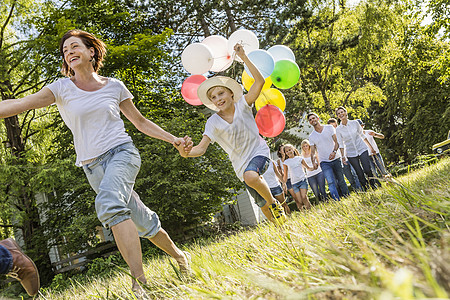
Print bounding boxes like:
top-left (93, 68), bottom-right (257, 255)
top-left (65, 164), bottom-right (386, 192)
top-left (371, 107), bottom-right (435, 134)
top-left (33, 158), bottom-right (450, 299)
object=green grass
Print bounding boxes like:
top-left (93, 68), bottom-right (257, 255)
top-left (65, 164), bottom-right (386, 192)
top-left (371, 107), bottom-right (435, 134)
top-left (39, 158), bottom-right (450, 299)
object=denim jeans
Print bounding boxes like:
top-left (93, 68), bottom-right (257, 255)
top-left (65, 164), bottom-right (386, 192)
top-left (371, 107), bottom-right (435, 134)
top-left (347, 150), bottom-right (380, 190)
top-left (320, 158), bottom-right (349, 200)
top-left (83, 142), bottom-right (161, 238)
top-left (307, 171), bottom-right (327, 202)
top-left (370, 153), bottom-right (388, 176)
top-left (0, 244), bottom-right (12, 274)
top-left (243, 155), bottom-right (270, 208)
top-left (342, 162), bottom-right (362, 191)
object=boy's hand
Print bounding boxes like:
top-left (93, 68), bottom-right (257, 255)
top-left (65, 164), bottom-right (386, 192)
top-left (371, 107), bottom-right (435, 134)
top-left (234, 43), bottom-right (246, 60)
top-left (173, 136), bottom-right (193, 157)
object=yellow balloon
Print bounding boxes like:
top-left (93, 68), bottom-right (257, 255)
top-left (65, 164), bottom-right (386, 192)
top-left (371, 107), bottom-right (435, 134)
top-left (242, 70), bottom-right (272, 91)
top-left (255, 88), bottom-right (286, 111)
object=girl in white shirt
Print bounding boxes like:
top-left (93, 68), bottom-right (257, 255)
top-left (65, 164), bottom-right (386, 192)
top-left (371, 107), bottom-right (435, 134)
top-left (282, 144), bottom-right (313, 210)
top-left (335, 106), bottom-right (380, 190)
top-left (301, 140), bottom-right (327, 202)
top-left (0, 29), bottom-right (191, 296)
top-left (178, 44), bottom-right (286, 224)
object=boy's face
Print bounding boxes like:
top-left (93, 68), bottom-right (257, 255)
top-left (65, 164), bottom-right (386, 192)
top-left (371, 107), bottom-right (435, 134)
top-left (208, 86), bottom-right (234, 111)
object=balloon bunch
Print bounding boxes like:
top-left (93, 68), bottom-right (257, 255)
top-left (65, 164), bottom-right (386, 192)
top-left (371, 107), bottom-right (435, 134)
top-left (181, 29), bottom-right (300, 138)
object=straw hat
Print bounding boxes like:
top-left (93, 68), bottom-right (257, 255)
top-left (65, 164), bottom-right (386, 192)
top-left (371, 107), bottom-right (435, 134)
top-left (197, 76), bottom-right (243, 111)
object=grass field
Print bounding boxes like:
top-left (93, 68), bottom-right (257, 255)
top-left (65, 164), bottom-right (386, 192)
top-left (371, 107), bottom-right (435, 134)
top-left (35, 158), bottom-right (450, 299)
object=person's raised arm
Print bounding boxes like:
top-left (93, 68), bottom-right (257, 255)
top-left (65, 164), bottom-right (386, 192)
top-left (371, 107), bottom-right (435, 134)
top-left (369, 130), bottom-right (384, 139)
top-left (0, 87), bottom-right (55, 119)
top-left (234, 44), bottom-right (265, 106)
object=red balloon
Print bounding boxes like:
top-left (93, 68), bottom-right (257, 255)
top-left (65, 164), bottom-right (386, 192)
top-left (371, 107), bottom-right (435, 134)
top-left (255, 105), bottom-right (285, 137)
top-left (181, 75), bottom-right (207, 105)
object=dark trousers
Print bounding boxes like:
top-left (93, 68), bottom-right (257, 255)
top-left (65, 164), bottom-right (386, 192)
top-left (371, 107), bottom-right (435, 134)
top-left (347, 150), bottom-right (380, 190)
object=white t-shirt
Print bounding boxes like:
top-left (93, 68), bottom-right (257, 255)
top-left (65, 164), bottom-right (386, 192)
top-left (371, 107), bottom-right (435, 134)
top-left (302, 155), bottom-right (322, 178)
top-left (283, 156), bottom-right (306, 183)
top-left (46, 78), bottom-right (133, 166)
top-left (263, 161), bottom-right (281, 189)
top-left (363, 130), bottom-right (380, 154)
top-left (203, 96), bottom-right (270, 181)
top-left (309, 125), bottom-right (338, 163)
top-left (336, 120), bottom-right (367, 157)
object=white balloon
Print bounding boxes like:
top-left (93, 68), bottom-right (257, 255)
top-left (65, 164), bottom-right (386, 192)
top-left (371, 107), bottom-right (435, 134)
top-left (181, 43), bottom-right (214, 74)
top-left (228, 29), bottom-right (259, 62)
top-left (202, 35), bottom-right (233, 72)
top-left (267, 45), bottom-right (296, 62)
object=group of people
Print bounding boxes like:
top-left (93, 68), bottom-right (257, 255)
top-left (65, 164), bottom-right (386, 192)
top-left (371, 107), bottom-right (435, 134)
top-left (0, 28), bottom-right (388, 298)
top-left (254, 107), bottom-right (389, 212)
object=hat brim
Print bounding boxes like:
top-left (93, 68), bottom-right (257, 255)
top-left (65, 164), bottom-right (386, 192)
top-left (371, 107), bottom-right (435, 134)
top-left (197, 76), bottom-right (243, 111)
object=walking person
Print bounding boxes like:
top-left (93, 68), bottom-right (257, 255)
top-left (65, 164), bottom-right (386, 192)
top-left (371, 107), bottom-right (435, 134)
top-left (263, 160), bottom-right (291, 215)
top-left (0, 238), bottom-right (40, 296)
top-left (277, 144), bottom-right (300, 207)
top-left (282, 144), bottom-right (313, 210)
top-left (177, 44), bottom-right (286, 224)
top-left (301, 140), bottom-right (327, 202)
top-left (307, 113), bottom-right (350, 201)
top-left (335, 107), bottom-right (380, 190)
top-left (0, 29), bottom-right (191, 296)
top-left (357, 119), bottom-right (389, 177)
top-left (327, 118), bottom-right (362, 192)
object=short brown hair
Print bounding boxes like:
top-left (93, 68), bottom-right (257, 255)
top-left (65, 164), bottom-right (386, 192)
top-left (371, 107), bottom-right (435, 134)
top-left (59, 30), bottom-right (106, 76)
top-left (335, 106), bottom-right (347, 114)
top-left (327, 118), bottom-right (337, 125)
top-left (307, 112), bottom-right (319, 120)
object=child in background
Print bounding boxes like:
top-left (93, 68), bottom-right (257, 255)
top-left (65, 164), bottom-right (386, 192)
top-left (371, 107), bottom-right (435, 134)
top-left (282, 144), bottom-right (313, 210)
top-left (277, 145), bottom-right (298, 207)
top-left (178, 44), bottom-right (286, 224)
top-left (301, 140), bottom-right (327, 202)
top-left (263, 160), bottom-right (291, 215)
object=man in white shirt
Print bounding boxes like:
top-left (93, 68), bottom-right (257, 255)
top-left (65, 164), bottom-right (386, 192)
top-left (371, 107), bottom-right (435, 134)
top-left (307, 113), bottom-right (349, 201)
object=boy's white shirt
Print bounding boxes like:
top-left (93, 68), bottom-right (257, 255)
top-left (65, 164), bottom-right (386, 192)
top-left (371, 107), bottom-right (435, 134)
top-left (203, 95), bottom-right (270, 181)
top-left (309, 124), bottom-right (338, 163)
top-left (283, 156), bottom-right (306, 184)
top-left (46, 77), bottom-right (133, 166)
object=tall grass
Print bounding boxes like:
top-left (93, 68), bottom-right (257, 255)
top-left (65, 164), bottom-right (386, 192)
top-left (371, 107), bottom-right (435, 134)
top-left (39, 158), bottom-right (449, 299)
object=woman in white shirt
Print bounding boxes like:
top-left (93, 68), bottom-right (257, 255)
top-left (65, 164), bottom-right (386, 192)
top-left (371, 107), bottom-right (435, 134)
top-left (282, 144), bottom-right (313, 210)
top-left (301, 140), bottom-right (327, 202)
top-left (0, 29), bottom-right (190, 296)
top-left (335, 106), bottom-right (380, 190)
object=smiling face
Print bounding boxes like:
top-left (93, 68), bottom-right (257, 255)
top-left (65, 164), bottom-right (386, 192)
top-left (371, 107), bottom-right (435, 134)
top-left (284, 145), bottom-right (295, 158)
top-left (207, 86), bottom-right (234, 111)
top-left (62, 36), bottom-right (94, 72)
top-left (301, 142), bottom-right (310, 154)
top-left (308, 114), bottom-right (319, 127)
top-left (335, 108), bottom-right (347, 120)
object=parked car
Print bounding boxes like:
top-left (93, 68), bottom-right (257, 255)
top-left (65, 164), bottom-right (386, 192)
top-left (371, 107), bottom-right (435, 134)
top-left (432, 130), bottom-right (450, 155)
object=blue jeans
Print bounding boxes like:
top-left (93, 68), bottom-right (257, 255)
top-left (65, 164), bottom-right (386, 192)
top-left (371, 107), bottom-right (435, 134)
top-left (307, 172), bottom-right (327, 202)
top-left (243, 155), bottom-right (270, 208)
top-left (320, 158), bottom-right (349, 200)
top-left (292, 179), bottom-right (308, 193)
top-left (348, 150), bottom-right (380, 190)
top-left (270, 185), bottom-right (283, 197)
top-left (0, 244), bottom-right (12, 274)
top-left (83, 142), bottom-right (161, 238)
top-left (370, 153), bottom-right (388, 176)
top-left (342, 162), bottom-right (362, 191)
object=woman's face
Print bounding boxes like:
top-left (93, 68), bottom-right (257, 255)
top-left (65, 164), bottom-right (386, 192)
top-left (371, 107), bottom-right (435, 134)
top-left (284, 146), bottom-right (295, 158)
top-left (62, 36), bottom-right (94, 71)
top-left (301, 143), bottom-right (310, 153)
top-left (336, 108), bottom-right (347, 120)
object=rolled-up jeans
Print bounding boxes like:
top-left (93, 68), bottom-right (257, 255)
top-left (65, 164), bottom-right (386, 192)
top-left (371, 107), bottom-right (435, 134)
top-left (83, 142), bottom-right (161, 238)
top-left (0, 245), bottom-right (12, 274)
top-left (320, 158), bottom-right (349, 201)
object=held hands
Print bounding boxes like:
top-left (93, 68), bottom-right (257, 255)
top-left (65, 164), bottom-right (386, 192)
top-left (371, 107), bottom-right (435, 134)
top-left (368, 131), bottom-right (376, 136)
top-left (342, 156), bottom-right (348, 165)
top-left (173, 136), bottom-right (193, 157)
